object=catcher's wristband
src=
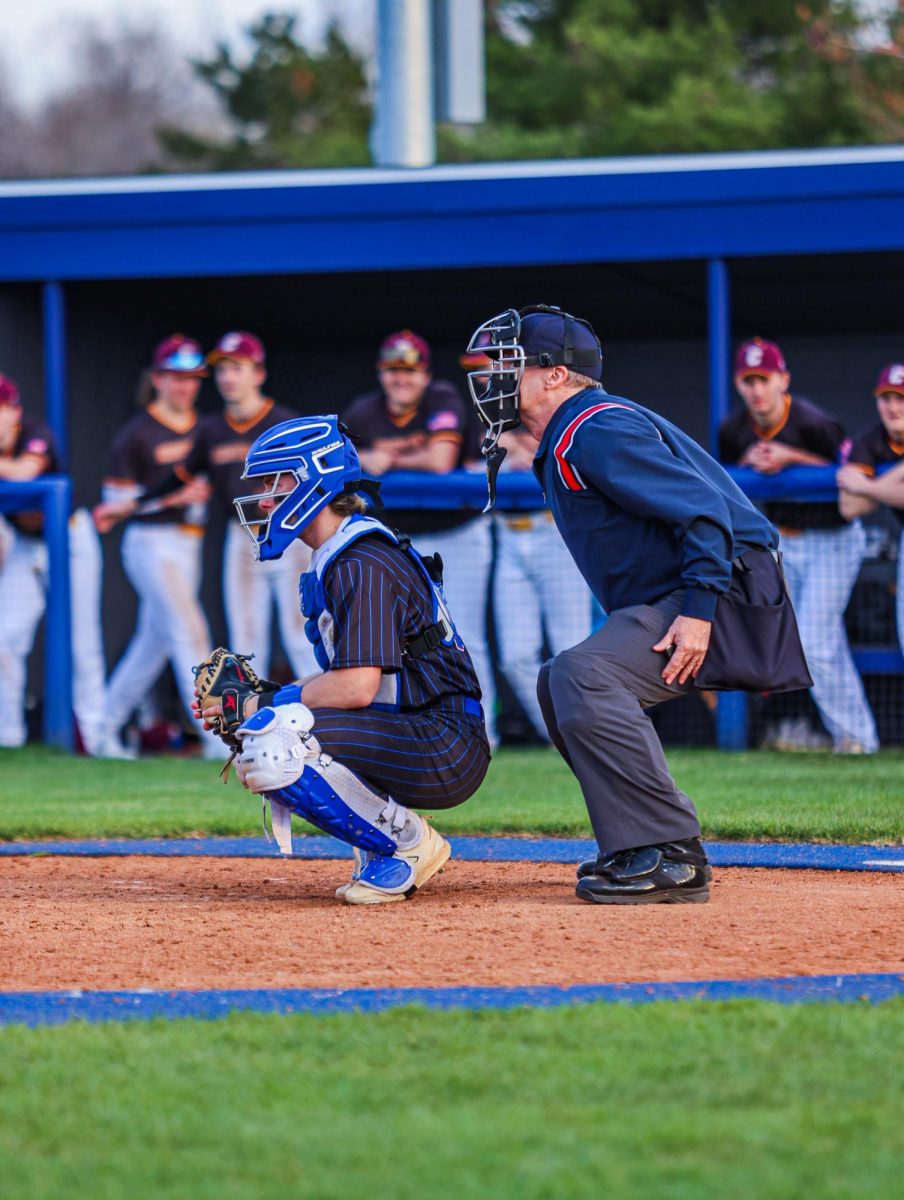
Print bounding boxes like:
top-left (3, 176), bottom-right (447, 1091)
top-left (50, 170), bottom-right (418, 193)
top-left (257, 683), bottom-right (304, 710)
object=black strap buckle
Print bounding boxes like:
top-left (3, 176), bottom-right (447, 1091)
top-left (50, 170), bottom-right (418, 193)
top-left (403, 621), bottom-right (445, 658)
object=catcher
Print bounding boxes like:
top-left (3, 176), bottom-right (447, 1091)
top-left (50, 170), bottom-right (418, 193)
top-left (193, 414), bottom-right (491, 905)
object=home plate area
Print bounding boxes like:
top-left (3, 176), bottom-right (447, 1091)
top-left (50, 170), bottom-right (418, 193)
top-left (0, 839), bottom-right (902, 1023)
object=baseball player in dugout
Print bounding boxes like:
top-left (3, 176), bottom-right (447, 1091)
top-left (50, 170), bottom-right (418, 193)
top-left (343, 330), bottom-right (498, 747)
top-left (93, 335), bottom-right (223, 759)
top-left (719, 338), bottom-right (879, 755)
top-left (192, 415), bottom-right (490, 905)
top-left (0, 374), bottom-right (106, 752)
top-left (464, 305), bottom-right (781, 905)
top-left (837, 362), bottom-right (904, 656)
top-left (96, 331), bottom-right (316, 682)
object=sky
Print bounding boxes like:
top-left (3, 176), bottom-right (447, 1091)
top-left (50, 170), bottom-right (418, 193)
top-left (2, 0), bottom-right (371, 108)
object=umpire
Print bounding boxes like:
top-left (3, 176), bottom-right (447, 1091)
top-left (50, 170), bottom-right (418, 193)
top-left (464, 306), bottom-right (779, 904)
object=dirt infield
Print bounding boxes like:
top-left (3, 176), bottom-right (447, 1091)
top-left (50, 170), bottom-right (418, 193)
top-left (1, 856), bottom-right (902, 992)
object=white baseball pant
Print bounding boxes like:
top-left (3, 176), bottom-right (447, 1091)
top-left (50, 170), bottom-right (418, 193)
top-left (105, 522), bottom-right (221, 753)
top-left (779, 521), bottom-right (879, 752)
top-left (0, 509), bottom-right (107, 750)
top-left (494, 511), bottom-right (593, 739)
top-left (223, 520), bottom-right (317, 681)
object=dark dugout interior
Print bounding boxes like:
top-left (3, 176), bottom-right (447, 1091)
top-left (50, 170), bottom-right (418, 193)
top-left (2, 249), bottom-right (902, 736)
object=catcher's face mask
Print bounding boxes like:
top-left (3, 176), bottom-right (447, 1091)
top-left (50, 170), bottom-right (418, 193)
top-left (234, 415), bottom-right (364, 561)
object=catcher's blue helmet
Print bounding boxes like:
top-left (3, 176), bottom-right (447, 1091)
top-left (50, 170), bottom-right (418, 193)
top-left (234, 415), bottom-right (363, 561)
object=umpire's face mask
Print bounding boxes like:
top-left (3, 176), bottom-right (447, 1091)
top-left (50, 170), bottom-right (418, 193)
top-left (466, 309), bottom-right (525, 512)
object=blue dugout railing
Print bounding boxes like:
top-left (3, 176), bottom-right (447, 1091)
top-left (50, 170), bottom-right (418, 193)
top-left (0, 466), bottom-right (898, 753)
top-left (0, 475), bottom-right (73, 750)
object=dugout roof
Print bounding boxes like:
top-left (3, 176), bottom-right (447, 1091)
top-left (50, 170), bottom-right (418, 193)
top-left (1, 145), bottom-right (904, 281)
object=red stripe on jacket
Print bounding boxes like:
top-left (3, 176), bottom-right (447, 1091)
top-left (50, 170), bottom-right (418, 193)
top-left (553, 403), bottom-right (633, 491)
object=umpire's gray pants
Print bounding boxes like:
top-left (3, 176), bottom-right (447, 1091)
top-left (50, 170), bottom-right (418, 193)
top-left (537, 590), bottom-right (702, 855)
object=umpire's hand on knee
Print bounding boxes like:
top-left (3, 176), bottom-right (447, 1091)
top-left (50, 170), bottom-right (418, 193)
top-left (653, 616), bottom-right (712, 686)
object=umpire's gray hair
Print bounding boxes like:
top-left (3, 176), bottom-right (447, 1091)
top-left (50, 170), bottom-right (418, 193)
top-left (566, 370), bottom-right (601, 390)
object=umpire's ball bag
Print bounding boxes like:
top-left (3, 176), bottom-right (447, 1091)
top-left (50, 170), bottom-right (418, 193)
top-left (694, 549), bottom-right (813, 694)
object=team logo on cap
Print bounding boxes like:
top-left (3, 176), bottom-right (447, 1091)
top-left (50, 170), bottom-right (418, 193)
top-left (222, 333), bottom-right (244, 352)
top-left (888, 365), bottom-right (904, 387)
top-left (384, 338), bottom-right (421, 365)
top-left (165, 348), bottom-right (205, 371)
top-left (735, 338), bottom-right (785, 377)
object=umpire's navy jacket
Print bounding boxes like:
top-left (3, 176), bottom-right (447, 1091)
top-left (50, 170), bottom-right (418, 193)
top-left (533, 389), bottom-right (778, 621)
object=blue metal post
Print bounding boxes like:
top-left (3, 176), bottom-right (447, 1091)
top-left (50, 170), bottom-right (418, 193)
top-left (42, 281), bottom-right (68, 469)
top-left (715, 692), bottom-right (748, 751)
top-left (708, 258), bottom-right (748, 750)
top-left (706, 258), bottom-right (731, 458)
top-left (42, 476), bottom-right (73, 751)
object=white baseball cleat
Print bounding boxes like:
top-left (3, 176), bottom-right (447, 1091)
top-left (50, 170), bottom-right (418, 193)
top-left (335, 847), bottom-right (362, 899)
top-left (340, 821), bottom-right (451, 905)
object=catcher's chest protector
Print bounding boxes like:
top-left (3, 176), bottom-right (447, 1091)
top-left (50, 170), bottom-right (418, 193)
top-left (298, 515), bottom-right (461, 689)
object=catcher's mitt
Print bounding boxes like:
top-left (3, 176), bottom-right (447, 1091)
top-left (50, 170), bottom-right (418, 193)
top-left (192, 649), bottom-right (278, 746)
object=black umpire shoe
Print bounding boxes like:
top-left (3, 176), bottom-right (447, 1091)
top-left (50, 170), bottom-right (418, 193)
top-left (575, 838), bottom-right (712, 905)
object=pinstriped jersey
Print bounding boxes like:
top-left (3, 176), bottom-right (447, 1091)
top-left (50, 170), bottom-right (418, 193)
top-left (318, 530), bottom-right (481, 711)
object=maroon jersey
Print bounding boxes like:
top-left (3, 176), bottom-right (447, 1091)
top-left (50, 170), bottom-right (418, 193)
top-left (718, 393), bottom-right (846, 531)
top-left (343, 380), bottom-right (479, 534)
top-left (3, 417), bottom-right (58, 536)
top-left (848, 422), bottom-right (904, 530)
top-left (179, 399), bottom-right (298, 520)
top-left (106, 405), bottom-right (199, 526)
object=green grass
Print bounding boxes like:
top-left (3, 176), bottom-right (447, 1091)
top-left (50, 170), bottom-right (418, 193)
top-left (1, 1001), bottom-right (902, 1200)
top-left (1, 745), bottom-right (902, 843)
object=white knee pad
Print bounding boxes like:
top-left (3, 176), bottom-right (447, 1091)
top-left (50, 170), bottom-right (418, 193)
top-left (235, 703), bottom-right (420, 861)
top-left (235, 703), bottom-right (318, 794)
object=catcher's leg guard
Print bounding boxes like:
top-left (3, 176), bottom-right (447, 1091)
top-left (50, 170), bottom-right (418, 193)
top-left (276, 767), bottom-right (445, 902)
top-left (276, 767), bottom-right (401, 857)
top-left (236, 706), bottom-right (428, 895)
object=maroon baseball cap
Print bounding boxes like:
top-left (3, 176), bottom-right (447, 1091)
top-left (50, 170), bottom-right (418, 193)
top-left (151, 334), bottom-right (207, 375)
top-left (734, 338), bottom-right (787, 378)
top-left (207, 331), bottom-right (266, 366)
top-left (874, 363), bottom-right (904, 397)
top-left (377, 330), bottom-right (431, 371)
top-left (0, 373), bottom-right (20, 406)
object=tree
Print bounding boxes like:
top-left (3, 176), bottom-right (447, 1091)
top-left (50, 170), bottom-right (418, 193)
top-left (439, 0), bottom-right (904, 161)
top-left (159, 13), bottom-right (371, 171)
top-left (0, 79), bottom-right (34, 178)
top-left (0, 19), bottom-right (214, 180)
